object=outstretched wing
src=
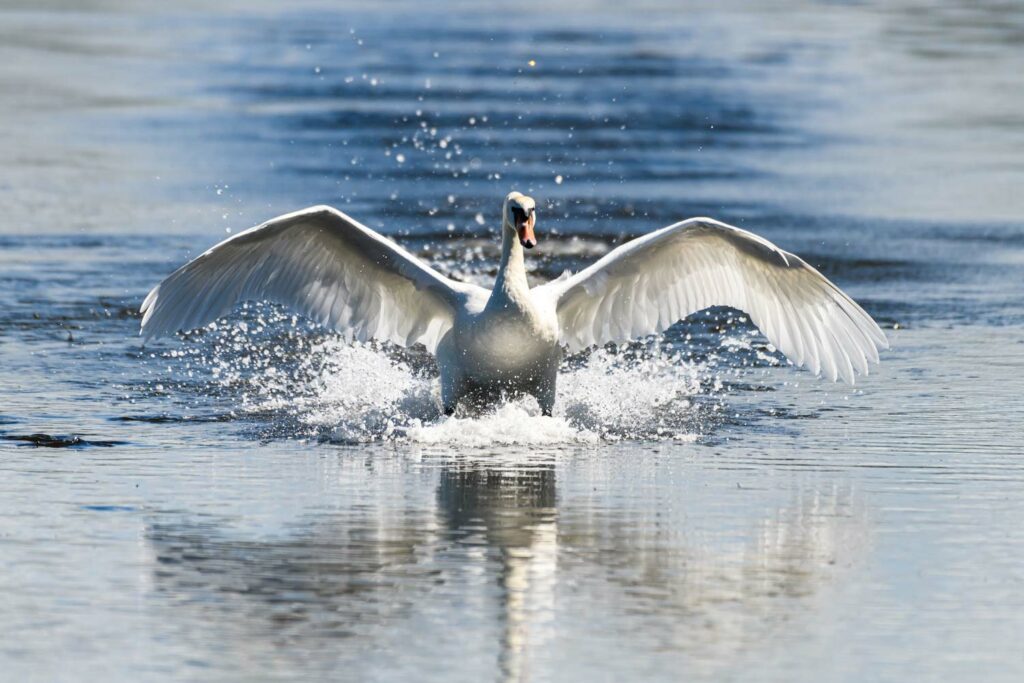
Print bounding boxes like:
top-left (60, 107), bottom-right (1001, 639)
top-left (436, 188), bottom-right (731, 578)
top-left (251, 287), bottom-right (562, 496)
top-left (140, 205), bottom-right (486, 352)
top-left (536, 217), bottom-right (888, 383)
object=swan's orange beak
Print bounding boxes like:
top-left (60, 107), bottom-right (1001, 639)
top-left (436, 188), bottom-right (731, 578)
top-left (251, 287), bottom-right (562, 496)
top-left (517, 214), bottom-right (537, 249)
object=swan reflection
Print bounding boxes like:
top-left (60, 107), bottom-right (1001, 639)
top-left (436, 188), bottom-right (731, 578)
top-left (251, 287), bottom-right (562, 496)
top-left (147, 452), bottom-right (867, 679)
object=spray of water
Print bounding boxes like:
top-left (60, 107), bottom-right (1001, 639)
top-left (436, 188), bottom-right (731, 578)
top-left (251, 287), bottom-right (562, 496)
top-left (227, 338), bottom-right (722, 445)
top-left (143, 305), bottom-right (777, 446)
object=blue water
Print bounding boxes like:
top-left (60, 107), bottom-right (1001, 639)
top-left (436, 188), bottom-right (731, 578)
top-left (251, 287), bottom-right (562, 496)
top-left (1, 2), bottom-right (1023, 681)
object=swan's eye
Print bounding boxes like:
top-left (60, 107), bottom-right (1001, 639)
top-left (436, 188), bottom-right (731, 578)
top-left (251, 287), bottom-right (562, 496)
top-left (511, 207), bottom-right (526, 222)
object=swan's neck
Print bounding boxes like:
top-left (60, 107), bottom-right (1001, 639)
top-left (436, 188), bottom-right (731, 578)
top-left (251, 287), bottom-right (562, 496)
top-left (489, 227), bottom-right (531, 310)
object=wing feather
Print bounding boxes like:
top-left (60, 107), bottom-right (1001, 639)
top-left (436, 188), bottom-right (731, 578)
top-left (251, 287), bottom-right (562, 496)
top-left (536, 217), bottom-right (887, 383)
top-left (140, 205), bottom-right (486, 352)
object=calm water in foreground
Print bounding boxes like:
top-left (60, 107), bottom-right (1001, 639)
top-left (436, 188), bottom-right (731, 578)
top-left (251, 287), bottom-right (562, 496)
top-left (1, 1), bottom-right (1023, 681)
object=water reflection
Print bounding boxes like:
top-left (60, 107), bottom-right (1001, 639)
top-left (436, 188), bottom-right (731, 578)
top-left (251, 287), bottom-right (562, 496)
top-left (437, 460), bottom-right (558, 681)
top-left (147, 453), bottom-right (866, 679)
top-left (149, 508), bottom-right (433, 644)
top-left (558, 481), bottom-right (868, 672)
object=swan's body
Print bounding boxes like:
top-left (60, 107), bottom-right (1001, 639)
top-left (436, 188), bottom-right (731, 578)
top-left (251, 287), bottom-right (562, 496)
top-left (436, 208), bottom-right (561, 413)
top-left (141, 192), bottom-right (887, 415)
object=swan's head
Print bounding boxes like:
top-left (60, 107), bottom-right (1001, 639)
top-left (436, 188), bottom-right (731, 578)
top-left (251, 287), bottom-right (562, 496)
top-left (504, 191), bottom-right (537, 249)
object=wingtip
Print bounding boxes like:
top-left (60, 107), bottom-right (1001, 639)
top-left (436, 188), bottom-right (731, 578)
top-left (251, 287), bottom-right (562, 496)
top-left (138, 321), bottom-right (157, 342)
top-left (829, 371), bottom-right (857, 386)
top-left (141, 284), bottom-right (159, 312)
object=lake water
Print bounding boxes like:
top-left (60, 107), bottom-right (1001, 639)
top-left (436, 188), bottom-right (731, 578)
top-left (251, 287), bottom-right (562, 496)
top-left (1, 1), bottom-right (1023, 681)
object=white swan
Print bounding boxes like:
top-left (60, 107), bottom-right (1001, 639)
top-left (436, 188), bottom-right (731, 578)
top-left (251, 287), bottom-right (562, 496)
top-left (141, 191), bottom-right (887, 415)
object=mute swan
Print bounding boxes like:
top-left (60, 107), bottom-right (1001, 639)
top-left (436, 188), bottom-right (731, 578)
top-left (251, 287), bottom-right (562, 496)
top-left (141, 191), bottom-right (887, 415)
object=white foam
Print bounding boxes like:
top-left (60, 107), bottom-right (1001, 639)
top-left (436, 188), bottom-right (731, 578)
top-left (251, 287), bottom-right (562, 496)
top-left (408, 402), bottom-right (599, 446)
top-left (220, 330), bottom-right (716, 445)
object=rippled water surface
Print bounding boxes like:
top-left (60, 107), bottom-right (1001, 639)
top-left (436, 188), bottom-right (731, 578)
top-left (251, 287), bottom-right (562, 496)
top-left (1, 1), bottom-right (1023, 681)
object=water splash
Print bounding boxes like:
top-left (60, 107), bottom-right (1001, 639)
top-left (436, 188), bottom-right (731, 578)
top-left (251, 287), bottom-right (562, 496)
top-left (409, 403), bottom-right (600, 446)
top-left (559, 347), bottom-right (708, 441)
top-left (248, 339), bottom-right (440, 444)
top-left (140, 305), bottom-right (761, 445)
top-left (210, 329), bottom-right (723, 445)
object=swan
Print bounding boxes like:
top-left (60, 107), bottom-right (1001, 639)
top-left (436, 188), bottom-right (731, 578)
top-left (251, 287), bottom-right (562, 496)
top-left (141, 191), bottom-right (887, 415)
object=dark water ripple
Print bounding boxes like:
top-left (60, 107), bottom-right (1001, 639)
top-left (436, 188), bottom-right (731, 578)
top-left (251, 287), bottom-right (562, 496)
top-left (0, 433), bottom-right (128, 449)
